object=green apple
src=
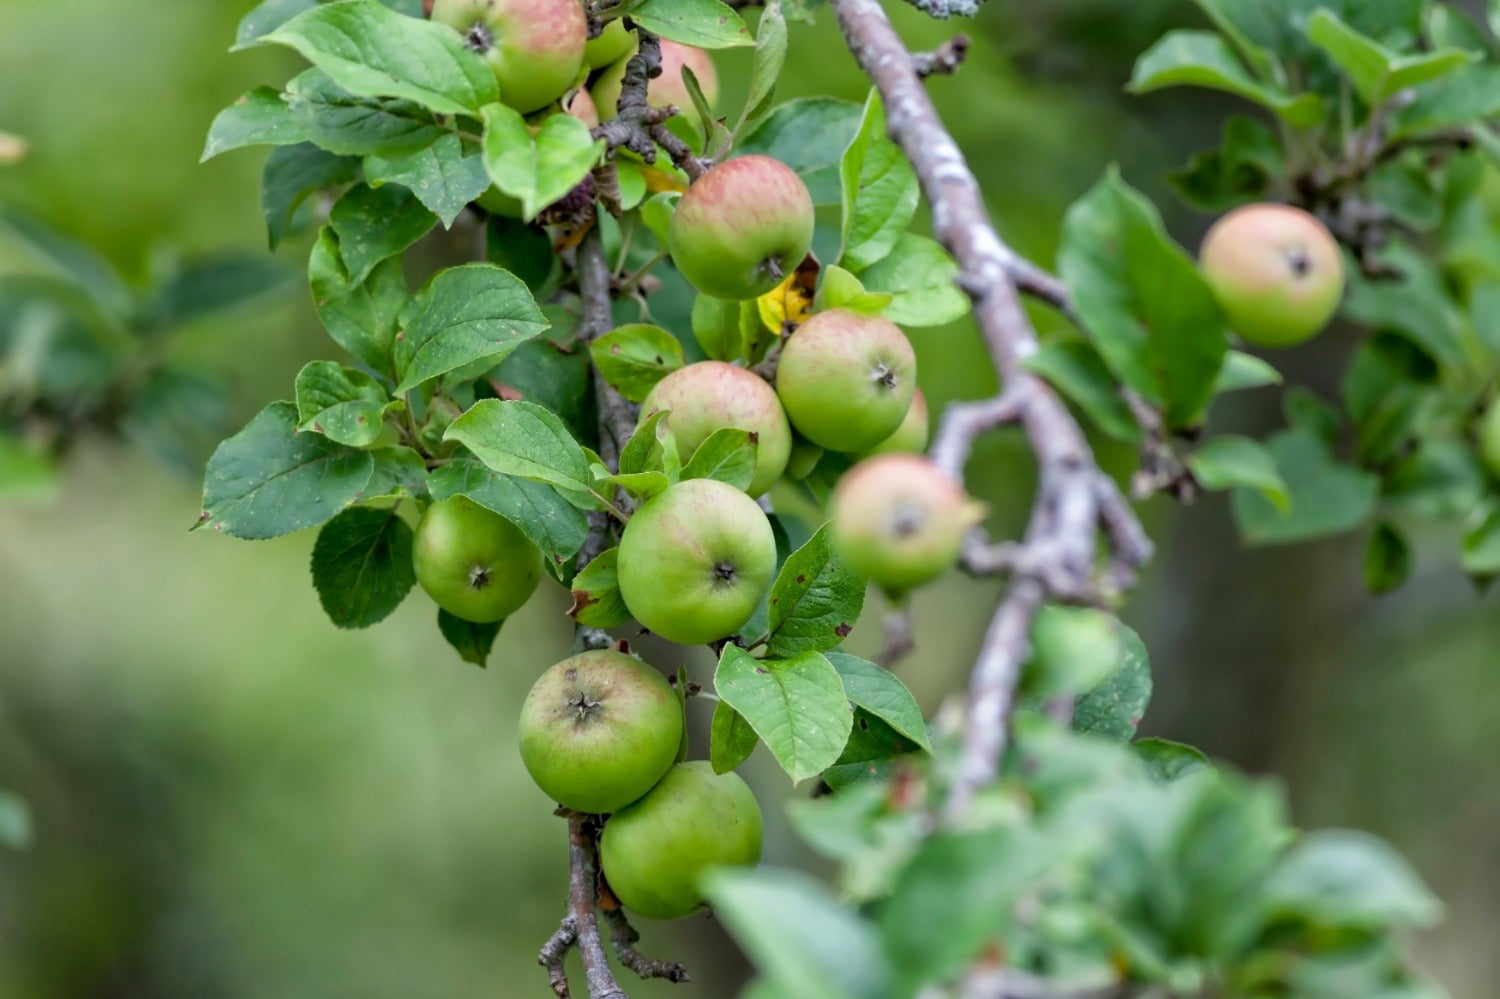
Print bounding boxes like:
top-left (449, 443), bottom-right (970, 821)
top-left (616, 478), bottom-right (776, 645)
top-left (668, 155), bottom-right (815, 301)
top-left (830, 454), bottom-right (985, 594)
top-left (775, 308), bottom-right (917, 453)
top-left (640, 361), bottom-right (791, 497)
top-left (1199, 202), bottom-right (1345, 348)
top-left (584, 19), bottom-right (633, 69)
top-left (863, 388), bottom-right (929, 457)
top-left (518, 650), bottom-right (683, 814)
top-left (591, 40), bottom-right (719, 119)
top-left (599, 761), bottom-right (763, 920)
top-left (431, 0), bottom-right (586, 114)
top-left (413, 495), bottom-right (543, 622)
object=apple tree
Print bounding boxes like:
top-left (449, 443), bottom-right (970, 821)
top-left (160, 0), bottom-right (1500, 994)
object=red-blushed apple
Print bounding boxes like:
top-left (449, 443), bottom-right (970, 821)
top-left (863, 388), bottom-right (929, 457)
top-left (599, 761), bottom-right (763, 919)
top-left (413, 495), bottom-right (543, 622)
top-left (668, 155), bottom-right (814, 301)
top-left (518, 650), bottom-right (683, 814)
top-left (591, 40), bottom-right (719, 119)
top-left (616, 478), bottom-right (776, 645)
top-left (775, 308), bottom-right (917, 453)
top-left (830, 454), bottom-right (986, 594)
top-left (1199, 202), bottom-right (1345, 348)
top-left (639, 361), bottom-right (791, 496)
top-left (430, 0), bottom-right (586, 114)
top-left (584, 18), bottom-right (633, 69)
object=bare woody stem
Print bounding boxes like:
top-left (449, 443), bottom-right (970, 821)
top-left (591, 29), bottom-right (709, 181)
top-left (830, 0), bottom-right (1152, 822)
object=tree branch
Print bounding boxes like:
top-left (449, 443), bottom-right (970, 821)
top-left (831, 0), bottom-right (1152, 822)
top-left (591, 30), bottom-right (710, 181)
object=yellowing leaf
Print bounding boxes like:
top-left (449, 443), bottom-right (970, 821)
top-left (757, 254), bottom-right (820, 335)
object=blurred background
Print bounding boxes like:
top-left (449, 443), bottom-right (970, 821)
top-left (1, 0), bottom-right (1497, 996)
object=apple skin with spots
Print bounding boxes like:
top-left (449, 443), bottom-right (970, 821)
top-left (830, 453), bottom-right (986, 594)
top-left (412, 495), bottom-right (543, 622)
top-left (599, 761), bottom-right (763, 920)
top-left (1199, 202), bottom-right (1345, 349)
top-left (616, 478), bottom-right (777, 645)
top-left (640, 361), bottom-right (792, 497)
top-left (668, 155), bottom-right (815, 302)
top-left (518, 650), bottom-right (684, 815)
top-left (430, 0), bottom-right (587, 114)
top-left (776, 308), bottom-right (918, 453)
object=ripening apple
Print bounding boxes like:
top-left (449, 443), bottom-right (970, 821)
top-left (1198, 202), bottom-right (1345, 348)
top-left (830, 454), bottom-right (986, 593)
top-left (668, 155), bottom-right (815, 302)
top-left (599, 761), bottom-right (763, 919)
top-left (863, 388), bottom-right (929, 457)
top-left (430, 0), bottom-right (587, 114)
top-left (616, 478), bottom-right (776, 645)
top-left (413, 495), bottom-right (543, 622)
top-left (640, 362), bottom-right (791, 496)
top-left (775, 308), bottom-right (917, 453)
top-left (518, 650), bottom-right (683, 814)
top-left (584, 19), bottom-right (633, 69)
top-left (591, 40), bottom-right (719, 120)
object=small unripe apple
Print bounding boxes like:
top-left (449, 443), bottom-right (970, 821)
top-left (668, 155), bottom-right (815, 302)
top-left (413, 495), bottom-right (543, 622)
top-left (518, 650), bottom-right (683, 814)
top-left (775, 308), bottom-right (917, 453)
top-left (830, 454), bottom-right (985, 593)
top-left (1198, 202), bottom-right (1345, 348)
top-left (591, 40), bottom-right (719, 119)
top-left (584, 19), bottom-right (634, 69)
top-left (431, 0), bottom-right (586, 114)
top-left (616, 478), bottom-right (776, 645)
top-left (863, 388), bottom-right (929, 457)
top-left (599, 761), bottom-right (763, 920)
top-left (640, 362), bottom-right (791, 496)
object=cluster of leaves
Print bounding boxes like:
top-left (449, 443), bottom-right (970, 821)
top-left (1023, 0), bottom-right (1500, 593)
top-left (0, 208), bottom-right (288, 500)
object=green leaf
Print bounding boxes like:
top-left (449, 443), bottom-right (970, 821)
top-left (259, 0), bottom-right (499, 115)
top-left (294, 360), bottom-right (391, 447)
top-left (261, 143), bottom-right (360, 250)
top-left (1306, 10), bottom-right (1473, 108)
top-left (824, 652), bottom-right (929, 752)
top-left (1134, 737), bottom-right (1211, 783)
top-left (1130, 31), bottom-right (1324, 127)
top-left (0, 789), bottom-right (33, 851)
top-left (394, 263), bottom-right (549, 393)
top-left (1213, 350), bottom-right (1282, 393)
top-left (1188, 435), bottom-right (1290, 512)
top-left (142, 254), bottom-right (292, 330)
top-left (715, 646), bottom-right (852, 783)
top-left (639, 191), bottom-right (678, 244)
top-left (619, 409), bottom-right (670, 477)
top-left (197, 401), bottom-right (375, 540)
top-left (594, 469), bottom-right (671, 502)
top-left (737, 0), bottom-right (787, 130)
top-left (1231, 428), bottom-right (1380, 546)
top-left (481, 103), bottom-right (602, 221)
top-left (309, 505), bottom-right (416, 628)
top-left (0, 434), bottom-right (59, 503)
top-left (365, 133), bottom-right (490, 227)
top-left (1059, 168), bottom-right (1228, 429)
top-left (567, 547), bottom-right (631, 628)
top-left (1022, 339), bottom-right (1142, 444)
top-left (1261, 830), bottom-right (1443, 929)
top-left (765, 524), bottom-right (867, 659)
top-left (1393, 64), bottom-right (1500, 140)
top-left (702, 867), bottom-right (892, 999)
top-left (1073, 625), bottom-right (1152, 741)
top-left (328, 182), bottom-right (436, 286)
top-left (202, 86), bottom-right (307, 161)
top-left (853, 233), bottom-right (967, 328)
top-left (735, 99), bottom-right (864, 206)
top-left (235, 0), bottom-right (319, 50)
top-left (839, 90), bottom-right (919, 272)
top-left (1344, 242), bottom-right (1462, 368)
top-left (428, 454), bottom-right (588, 571)
top-left (1462, 502), bottom-right (1500, 576)
top-left (284, 68), bottom-right (444, 156)
top-left (1364, 521), bottom-right (1412, 596)
top-left (493, 334), bottom-right (595, 443)
top-left (690, 294), bottom-right (748, 362)
top-left (680, 427), bottom-right (757, 491)
top-left (814, 265), bottom-right (891, 315)
top-left (308, 229), bottom-right (409, 375)
top-left (710, 699), bottom-right (760, 774)
top-left (437, 608), bottom-right (503, 667)
top-left (1167, 115), bottom-right (1283, 213)
top-left (365, 445), bottom-right (428, 498)
top-left (444, 399), bottom-right (594, 502)
top-left (1022, 605), bottom-right (1126, 702)
top-left (627, 0), bottom-right (754, 49)
top-left (588, 323), bottom-right (686, 403)
top-left (1384, 438), bottom-right (1486, 520)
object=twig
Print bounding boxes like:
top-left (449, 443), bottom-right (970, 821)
top-left (831, 0), bottom-right (1152, 822)
top-left (578, 224), bottom-right (641, 475)
top-left (598, 878), bottom-right (692, 983)
top-left (912, 35), bottom-right (970, 78)
top-left (571, 817), bottom-right (629, 999)
top-left (590, 31), bottom-right (710, 181)
top-left (876, 604), bottom-right (916, 668)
